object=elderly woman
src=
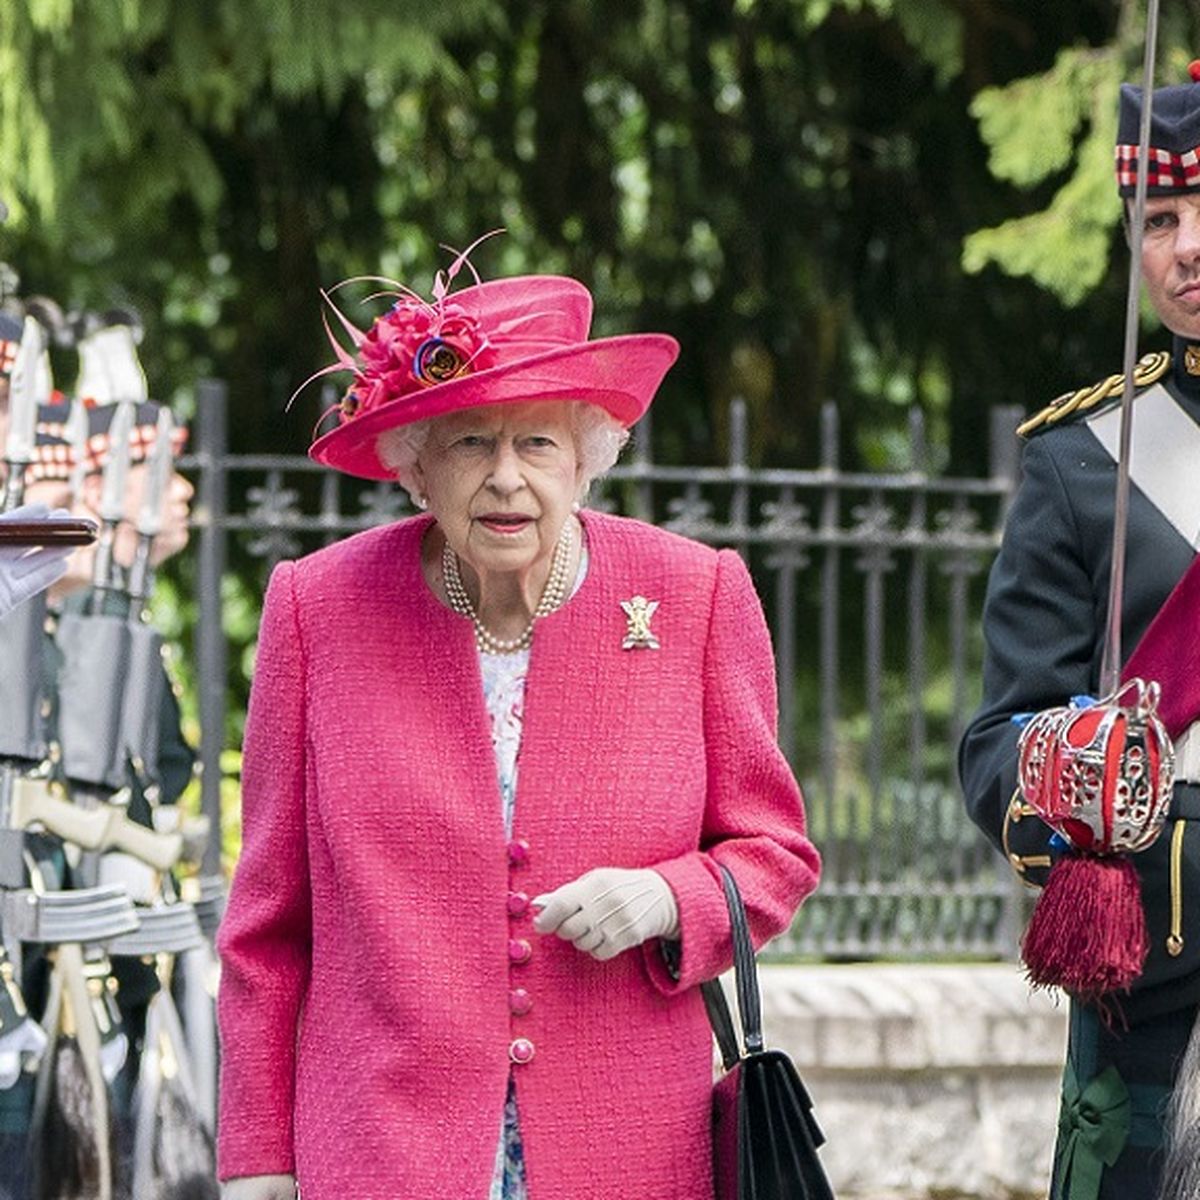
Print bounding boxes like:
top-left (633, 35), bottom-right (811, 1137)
top-left (216, 268), bottom-right (819, 1200)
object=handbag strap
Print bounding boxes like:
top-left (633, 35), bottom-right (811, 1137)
top-left (699, 863), bottom-right (764, 1064)
top-left (701, 973), bottom-right (740, 1071)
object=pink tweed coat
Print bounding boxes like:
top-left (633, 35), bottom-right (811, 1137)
top-left (217, 509), bottom-right (819, 1200)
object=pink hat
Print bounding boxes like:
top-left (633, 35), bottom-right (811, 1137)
top-left (305, 269), bottom-right (679, 481)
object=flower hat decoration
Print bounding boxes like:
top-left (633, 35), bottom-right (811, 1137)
top-left (294, 232), bottom-right (679, 481)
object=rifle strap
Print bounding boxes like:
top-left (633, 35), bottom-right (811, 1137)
top-left (56, 942), bottom-right (114, 1200)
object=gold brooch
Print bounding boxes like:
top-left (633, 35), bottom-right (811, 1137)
top-left (621, 596), bottom-right (660, 650)
top-left (1186, 344), bottom-right (1200, 377)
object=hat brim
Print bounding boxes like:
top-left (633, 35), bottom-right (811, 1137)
top-left (309, 332), bottom-right (679, 481)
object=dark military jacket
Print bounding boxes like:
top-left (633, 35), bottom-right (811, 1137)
top-left (959, 338), bottom-right (1200, 1023)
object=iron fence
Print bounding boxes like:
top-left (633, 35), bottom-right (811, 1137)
top-left (184, 380), bottom-right (1026, 960)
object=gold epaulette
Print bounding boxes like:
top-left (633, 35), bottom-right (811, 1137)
top-left (1016, 350), bottom-right (1172, 438)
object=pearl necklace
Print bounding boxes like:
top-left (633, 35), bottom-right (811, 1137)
top-left (442, 521), bottom-right (574, 654)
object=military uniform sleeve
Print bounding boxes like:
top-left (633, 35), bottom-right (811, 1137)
top-left (216, 562), bottom-right (312, 1179)
top-left (958, 434), bottom-right (1099, 873)
top-left (644, 548), bottom-right (820, 994)
top-left (155, 667), bottom-right (196, 806)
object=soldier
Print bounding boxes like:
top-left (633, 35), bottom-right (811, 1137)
top-left (28, 392), bottom-right (205, 1198)
top-left (0, 315), bottom-right (72, 617)
top-left (959, 68), bottom-right (1200, 1200)
top-left (1, 313), bottom-right (207, 1199)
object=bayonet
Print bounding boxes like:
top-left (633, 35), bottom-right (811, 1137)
top-left (104, 324), bottom-right (148, 403)
top-left (66, 396), bottom-right (90, 505)
top-left (1, 316), bottom-right (44, 511)
top-left (127, 407), bottom-right (174, 603)
top-left (89, 399), bottom-right (135, 605)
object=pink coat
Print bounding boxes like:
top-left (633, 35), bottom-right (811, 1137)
top-left (217, 510), bottom-right (819, 1200)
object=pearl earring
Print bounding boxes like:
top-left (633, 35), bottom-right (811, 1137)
top-left (414, 494), bottom-right (429, 511)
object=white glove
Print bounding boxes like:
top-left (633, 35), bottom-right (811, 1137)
top-left (0, 504), bottom-right (73, 619)
top-left (533, 867), bottom-right (679, 961)
top-left (220, 1176), bottom-right (297, 1200)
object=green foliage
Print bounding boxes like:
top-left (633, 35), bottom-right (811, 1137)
top-left (4, 0), bottom-right (1106, 483)
top-left (892, 0), bottom-right (963, 87)
top-left (0, 0), bottom-right (487, 227)
top-left (964, 24), bottom-right (1200, 308)
top-left (971, 48), bottom-right (1114, 188)
top-left (789, 0), bottom-right (962, 84)
top-left (963, 48), bottom-right (1123, 305)
top-left (175, 748), bottom-right (244, 875)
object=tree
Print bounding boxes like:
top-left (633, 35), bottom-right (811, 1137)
top-left (5, 0), bottom-right (1185, 478)
top-left (1, 0), bottom-right (489, 444)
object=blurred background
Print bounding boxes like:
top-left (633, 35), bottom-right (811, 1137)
top-left (4, 0), bottom-right (1199, 958)
top-left (9, 0), bottom-right (1197, 468)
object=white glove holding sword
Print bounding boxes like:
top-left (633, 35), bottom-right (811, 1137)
top-left (0, 503), bottom-right (74, 619)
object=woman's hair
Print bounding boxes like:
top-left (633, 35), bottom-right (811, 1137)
top-left (376, 421), bottom-right (432, 503)
top-left (376, 402), bottom-right (630, 506)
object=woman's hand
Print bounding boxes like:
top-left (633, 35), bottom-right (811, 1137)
top-left (533, 867), bottom-right (679, 960)
top-left (220, 1175), bottom-right (297, 1200)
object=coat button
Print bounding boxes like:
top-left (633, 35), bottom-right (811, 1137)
top-left (509, 1038), bottom-right (535, 1065)
top-left (508, 938), bottom-right (532, 965)
top-left (507, 891), bottom-right (529, 918)
top-left (509, 988), bottom-right (533, 1016)
top-left (507, 838), bottom-right (531, 868)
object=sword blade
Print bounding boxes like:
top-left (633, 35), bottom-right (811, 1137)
top-left (1101, 0), bottom-right (1162, 697)
top-left (4, 316), bottom-right (42, 464)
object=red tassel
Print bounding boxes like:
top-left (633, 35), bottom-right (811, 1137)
top-left (1021, 853), bottom-right (1148, 1001)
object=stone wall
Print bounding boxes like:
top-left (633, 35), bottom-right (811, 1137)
top-left (758, 964), bottom-right (1068, 1199)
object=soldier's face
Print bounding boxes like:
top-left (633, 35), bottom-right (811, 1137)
top-left (1140, 194), bottom-right (1200, 339)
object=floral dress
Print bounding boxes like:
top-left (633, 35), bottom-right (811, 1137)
top-left (482, 552), bottom-right (587, 1200)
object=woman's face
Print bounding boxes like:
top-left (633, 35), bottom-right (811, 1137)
top-left (415, 402), bottom-right (580, 579)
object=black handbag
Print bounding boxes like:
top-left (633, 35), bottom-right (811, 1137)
top-left (700, 865), bottom-right (836, 1200)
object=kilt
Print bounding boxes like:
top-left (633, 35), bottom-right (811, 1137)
top-left (0, 1073), bottom-right (34, 1200)
top-left (1051, 1000), bottom-right (1199, 1200)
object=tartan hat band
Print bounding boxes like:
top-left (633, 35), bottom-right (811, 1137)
top-left (0, 314), bottom-right (21, 377)
top-left (27, 400), bottom-right (188, 483)
top-left (1117, 78), bottom-right (1200, 196)
top-left (1115, 143), bottom-right (1200, 196)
